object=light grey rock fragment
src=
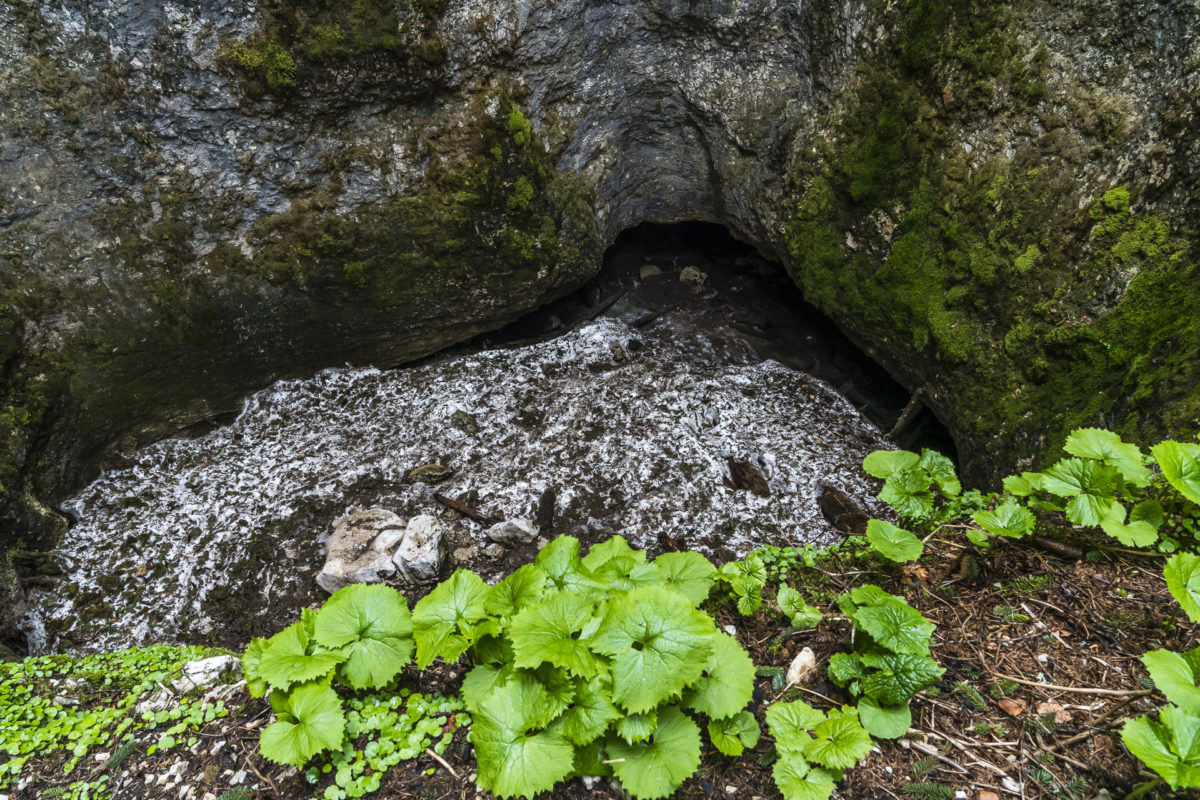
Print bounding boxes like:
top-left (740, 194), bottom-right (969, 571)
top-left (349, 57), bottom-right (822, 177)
top-left (391, 514), bottom-right (446, 587)
top-left (485, 518), bottom-right (539, 545)
top-left (173, 655), bottom-right (242, 693)
top-left (317, 509), bottom-right (407, 593)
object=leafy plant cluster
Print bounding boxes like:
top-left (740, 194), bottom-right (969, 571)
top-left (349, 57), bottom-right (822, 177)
top-left (243, 536), bottom-right (760, 799)
top-left (860, 429), bottom-right (1200, 562)
top-left (0, 645), bottom-right (221, 789)
top-left (1121, 552), bottom-right (1200, 793)
top-left (143, 698), bottom-right (229, 755)
top-left (827, 586), bottom-right (944, 739)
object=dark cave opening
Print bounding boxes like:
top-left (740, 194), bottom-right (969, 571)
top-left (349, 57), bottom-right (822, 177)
top-left (470, 220), bottom-right (957, 461)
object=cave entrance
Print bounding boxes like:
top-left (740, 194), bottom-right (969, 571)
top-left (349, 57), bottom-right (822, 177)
top-left (476, 221), bottom-right (956, 459)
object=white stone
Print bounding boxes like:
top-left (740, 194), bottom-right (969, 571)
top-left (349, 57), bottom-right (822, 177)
top-left (317, 509), bottom-right (407, 593)
top-left (172, 655), bottom-right (242, 693)
top-left (230, 770), bottom-right (247, 786)
top-left (485, 519), bottom-right (539, 545)
top-left (723, 624), bottom-right (737, 636)
top-left (785, 647), bottom-right (818, 687)
top-left (391, 515), bottom-right (446, 587)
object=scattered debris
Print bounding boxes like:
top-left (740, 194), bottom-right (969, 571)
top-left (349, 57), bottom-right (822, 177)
top-left (485, 519), bottom-right (539, 545)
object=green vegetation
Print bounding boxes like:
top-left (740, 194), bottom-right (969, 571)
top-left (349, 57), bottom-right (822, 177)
top-left (0, 645), bottom-right (222, 790)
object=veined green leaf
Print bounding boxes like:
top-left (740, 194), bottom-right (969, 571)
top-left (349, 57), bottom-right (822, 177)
top-left (616, 708), bottom-right (658, 745)
top-left (1153, 440), bottom-right (1200, 506)
top-left (412, 569), bottom-right (496, 669)
top-left (536, 536), bottom-right (604, 596)
top-left (919, 449), bottom-right (961, 496)
top-left (1142, 649), bottom-right (1200, 714)
top-left (582, 535), bottom-right (647, 572)
top-left (651, 551), bottom-right (716, 606)
top-left (591, 587), bottom-right (715, 714)
top-left (1041, 457), bottom-right (1120, 499)
top-left (865, 519), bottom-right (924, 562)
top-left (826, 653), bottom-right (866, 692)
top-left (707, 710), bottom-right (760, 757)
top-left (806, 708), bottom-right (872, 770)
top-left (259, 618), bottom-right (346, 692)
top-left (532, 663), bottom-right (578, 727)
top-left (684, 632), bottom-right (755, 720)
top-left (1002, 473), bottom-right (1037, 497)
top-left (486, 563), bottom-right (546, 619)
top-left (778, 585), bottom-right (823, 629)
top-left (1065, 428), bottom-right (1151, 487)
top-left (973, 500), bottom-right (1036, 539)
top-left (765, 699), bottom-right (825, 757)
top-left (1166, 553), bottom-right (1200, 624)
top-left (608, 706), bottom-right (701, 800)
top-left (1099, 502), bottom-right (1159, 548)
top-left (878, 469), bottom-right (935, 519)
top-left (857, 697), bottom-right (911, 739)
top-left (461, 663), bottom-right (512, 716)
top-left (1066, 494), bottom-right (1122, 528)
top-left (241, 637), bottom-right (269, 698)
top-left (470, 673), bottom-right (576, 798)
top-left (560, 674), bottom-right (620, 746)
top-left (859, 653), bottom-right (945, 705)
top-left (862, 449), bottom-right (921, 479)
top-left (772, 757), bottom-right (837, 800)
top-left (1122, 706), bottom-right (1200, 790)
top-left (313, 583), bottom-right (413, 690)
top-left (509, 591), bottom-right (602, 677)
top-left (853, 597), bottom-right (935, 655)
top-left (260, 681), bottom-right (346, 767)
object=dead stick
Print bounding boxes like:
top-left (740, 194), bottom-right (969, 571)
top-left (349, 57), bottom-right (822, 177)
top-left (425, 747), bottom-right (461, 781)
top-left (889, 390), bottom-right (924, 439)
top-left (434, 493), bottom-right (495, 525)
top-left (994, 673), bottom-right (1152, 697)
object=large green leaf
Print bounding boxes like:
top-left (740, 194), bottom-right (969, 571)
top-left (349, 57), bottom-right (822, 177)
top-left (1065, 428), bottom-right (1151, 487)
top-left (616, 708), bottom-right (658, 745)
top-left (461, 663), bottom-right (512, 716)
top-left (772, 757), bottom-right (837, 800)
top-left (878, 470), bottom-right (935, 519)
top-left (857, 697), bottom-right (911, 739)
top-left (826, 653), bottom-right (866, 692)
top-left (1099, 502), bottom-right (1159, 548)
top-left (765, 699), bottom-right (826, 757)
top-left (1153, 441), bottom-right (1200, 506)
top-left (919, 449), bottom-right (961, 496)
top-left (707, 710), bottom-right (760, 757)
top-left (509, 591), bottom-right (602, 678)
top-left (1122, 706), bottom-right (1200, 790)
top-left (1040, 458), bottom-right (1122, 525)
top-left (485, 563), bottom-right (547, 619)
top-left (859, 653), bottom-right (945, 705)
top-left (652, 552), bottom-right (716, 606)
top-left (313, 583), bottom-right (413, 690)
top-left (777, 584), bottom-right (822, 629)
top-left (862, 450), bottom-right (921, 479)
top-left (470, 673), bottom-right (576, 798)
top-left (260, 681), bottom-right (346, 767)
top-left (684, 632), bottom-right (755, 720)
top-left (608, 706), bottom-right (701, 800)
top-left (259, 618), bottom-right (346, 691)
top-left (560, 674), bottom-right (620, 746)
top-left (805, 708), bottom-right (873, 770)
top-left (1143, 649), bottom-right (1200, 714)
top-left (972, 500), bottom-right (1036, 539)
top-left (865, 519), bottom-right (923, 563)
top-left (582, 535), bottom-right (647, 572)
top-left (1166, 553), bottom-right (1200, 624)
top-left (852, 598), bottom-right (935, 655)
top-left (591, 587), bottom-right (715, 714)
top-left (241, 637), bottom-right (269, 698)
top-left (412, 569), bottom-right (496, 668)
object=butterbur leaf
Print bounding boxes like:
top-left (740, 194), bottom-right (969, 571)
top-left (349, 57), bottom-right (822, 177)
top-left (509, 591), bottom-right (601, 677)
top-left (470, 673), bottom-right (576, 798)
top-left (608, 706), bottom-right (701, 800)
top-left (878, 469), bottom-right (935, 519)
top-left (1121, 706), bottom-right (1200, 790)
top-left (560, 675), bottom-right (620, 746)
top-left (412, 569), bottom-right (495, 668)
top-left (865, 519), bottom-right (924, 562)
top-left (486, 564), bottom-right (546, 618)
top-left (259, 619), bottom-right (346, 691)
top-left (313, 583), bottom-right (413, 690)
top-left (1099, 502), bottom-right (1158, 548)
top-left (1040, 458), bottom-right (1121, 528)
top-left (859, 653), bottom-right (945, 705)
top-left (1066, 428), bottom-right (1150, 487)
top-left (1066, 494), bottom-right (1121, 528)
top-left (778, 585), bottom-right (822, 629)
top-left (652, 551), bottom-right (716, 606)
top-left (461, 664), bottom-right (512, 715)
top-left (1132, 499), bottom-right (1165, 528)
top-left (862, 449), bottom-right (921, 479)
top-left (1142, 649), bottom-right (1200, 714)
top-left (853, 598), bottom-right (936, 655)
top-left (736, 592), bottom-right (763, 616)
top-left (260, 681), bottom-right (346, 767)
top-left (765, 699), bottom-right (826, 756)
top-left (241, 637), bottom-right (269, 698)
top-left (857, 697), bottom-right (911, 739)
top-left (919, 449), bottom-right (961, 496)
top-left (806, 708), bottom-right (872, 769)
top-left (591, 587), bottom-right (715, 714)
top-left (532, 663), bottom-right (577, 727)
top-left (1153, 441), bottom-right (1200, 506)
top-left (707, 710), bottom-right (760, 757)
top-left (973, 500), bottom-right (1036, 539)
top-left (685, 632), bottom-right (755, 720)
top-left (1165, 553), bottom-right (1200, 624)
top-left (826, 653), bottom-right (866, 691)
top-left (773, 757), bottom-right (838, 800)
top-left (582, 535), bottom-right (647, 572)
top-left (1002, 473), bottom-right (1037, 497)
top-left (537, 536), bottom-right (603, 596)
top-left (616, 708), bottom-right (658, 745)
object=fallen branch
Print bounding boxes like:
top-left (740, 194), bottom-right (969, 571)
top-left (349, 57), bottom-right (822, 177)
top-left (425, 747), bottom-right (461, 781)
top-left (994, 673), bottom-right (1153, 697)
top-left (434, 493), bottom-right (497, 525)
